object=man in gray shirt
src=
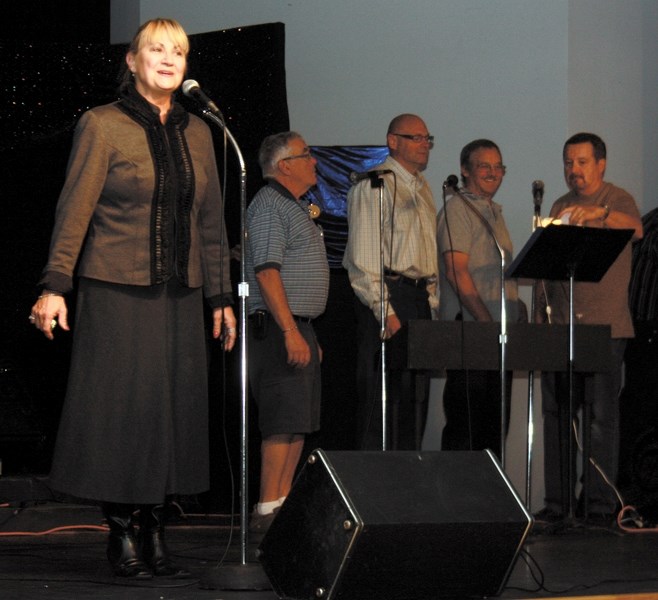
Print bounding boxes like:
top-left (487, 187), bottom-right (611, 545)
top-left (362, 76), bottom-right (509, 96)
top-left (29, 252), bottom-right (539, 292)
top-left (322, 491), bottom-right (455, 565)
top-left (437, 139), bottom-right (519, 460)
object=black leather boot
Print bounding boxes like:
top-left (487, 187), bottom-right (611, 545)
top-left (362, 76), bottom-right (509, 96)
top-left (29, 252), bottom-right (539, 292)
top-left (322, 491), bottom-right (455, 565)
top-left (138, 503), bottom-right (191, 578)
top-left (102, 503), bottom-right (152, 579)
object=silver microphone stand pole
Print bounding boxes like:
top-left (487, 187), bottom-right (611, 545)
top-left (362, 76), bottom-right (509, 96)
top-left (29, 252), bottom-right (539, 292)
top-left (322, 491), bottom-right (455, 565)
top-left (498, 235), bottom-right (508, 469)
top-left (525, 204), bottom-right (542, 507)
top-left (525, 183), bottom-right (544, 508)
top-left (199, 110), bottom-right (269, 590)
top-left (373, 174), bottom-right (388, 451)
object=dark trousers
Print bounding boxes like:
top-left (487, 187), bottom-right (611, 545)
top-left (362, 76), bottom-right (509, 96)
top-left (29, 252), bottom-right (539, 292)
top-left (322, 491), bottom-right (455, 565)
top-left (542, 338), bottom-right (626, 515)
top-left (354, 279), bottom-right (431, 450)
top-left (441, 369), bottom-right (512, 461)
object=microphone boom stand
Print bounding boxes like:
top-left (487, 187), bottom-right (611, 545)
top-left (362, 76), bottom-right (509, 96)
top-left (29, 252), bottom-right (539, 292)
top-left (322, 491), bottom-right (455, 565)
top-left (199, 110), bottom-right (270, 590)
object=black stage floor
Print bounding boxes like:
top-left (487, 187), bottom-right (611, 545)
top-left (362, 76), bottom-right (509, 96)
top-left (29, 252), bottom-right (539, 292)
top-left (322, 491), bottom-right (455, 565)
top-left (2, 493), bottom-right (658, 600)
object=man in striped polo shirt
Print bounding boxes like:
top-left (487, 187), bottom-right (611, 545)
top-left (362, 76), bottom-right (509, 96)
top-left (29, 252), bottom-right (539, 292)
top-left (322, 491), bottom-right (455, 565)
top-left (245, 131), bottom-right (329, 534)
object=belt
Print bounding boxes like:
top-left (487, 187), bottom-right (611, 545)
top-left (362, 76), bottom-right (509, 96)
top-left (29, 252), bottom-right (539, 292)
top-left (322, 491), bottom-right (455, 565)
top-left (384, 269), bottom-right (428, 288)
top-left (249, 310), bottom-right (313, 324)
top-left (292, 314), bottom-right (313, 324)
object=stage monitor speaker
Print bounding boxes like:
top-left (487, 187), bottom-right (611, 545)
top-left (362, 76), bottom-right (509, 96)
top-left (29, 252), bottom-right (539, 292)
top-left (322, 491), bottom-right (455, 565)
top-left (258, 450), bottom-right (532, 600)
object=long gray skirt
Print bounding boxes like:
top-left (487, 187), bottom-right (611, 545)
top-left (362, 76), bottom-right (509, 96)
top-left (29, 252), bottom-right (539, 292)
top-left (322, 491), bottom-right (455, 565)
top-left (49, 277), bottom-right (210, 504)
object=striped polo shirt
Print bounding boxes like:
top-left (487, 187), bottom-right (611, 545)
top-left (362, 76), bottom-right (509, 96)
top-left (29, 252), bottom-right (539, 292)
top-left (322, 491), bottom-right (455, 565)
top-left (246, 180), bottom-right (329, 318)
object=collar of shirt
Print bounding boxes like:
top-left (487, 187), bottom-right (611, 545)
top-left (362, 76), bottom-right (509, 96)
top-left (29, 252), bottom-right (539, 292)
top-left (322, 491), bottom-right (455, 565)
top-left (384, 155), bottom-right (428, 189)
top-left (267, 179), bottom-right (310, 209)
top-left (268, 179), bottom-right (296, 201)
top-left (457, 189), bottom-right (503, 215)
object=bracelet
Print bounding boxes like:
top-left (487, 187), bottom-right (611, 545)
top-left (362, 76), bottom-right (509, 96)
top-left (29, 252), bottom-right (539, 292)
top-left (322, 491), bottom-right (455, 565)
top-left (600, 204), bottom-right (610, 221)
top-left (38, 293), bottom-right (63, 300)
top-left (281, 324), bottom-right (298, 333)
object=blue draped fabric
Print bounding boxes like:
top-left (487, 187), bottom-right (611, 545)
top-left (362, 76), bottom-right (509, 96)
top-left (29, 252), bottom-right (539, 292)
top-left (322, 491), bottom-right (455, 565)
top-left (304, 145), bottom-right (389, 267)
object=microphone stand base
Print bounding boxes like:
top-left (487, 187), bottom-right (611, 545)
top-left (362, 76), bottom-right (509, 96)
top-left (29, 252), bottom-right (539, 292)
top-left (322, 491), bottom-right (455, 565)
top-left (199, 561), bottom-right (271, 591)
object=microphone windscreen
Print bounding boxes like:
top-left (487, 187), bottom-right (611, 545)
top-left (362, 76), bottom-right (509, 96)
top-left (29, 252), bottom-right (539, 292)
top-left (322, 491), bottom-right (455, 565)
top-left (181, 79), bottom-right (200, 96)
top-left (532, 180), bottom-right (544, 194)
top-left (443, 174), bottom-right (458, 189)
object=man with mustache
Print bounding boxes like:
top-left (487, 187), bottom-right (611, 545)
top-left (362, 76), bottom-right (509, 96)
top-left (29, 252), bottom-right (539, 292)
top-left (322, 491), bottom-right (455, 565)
top-left (536, 132), bottom-right (643, 526)
top-left (437, 139), bottom-right (520, 460)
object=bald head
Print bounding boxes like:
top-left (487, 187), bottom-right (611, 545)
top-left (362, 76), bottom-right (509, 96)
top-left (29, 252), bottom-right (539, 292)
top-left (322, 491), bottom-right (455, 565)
top-left (386, 114), bottom-right (433, 174)
top-left (387, 114), bottom-right (422, 135)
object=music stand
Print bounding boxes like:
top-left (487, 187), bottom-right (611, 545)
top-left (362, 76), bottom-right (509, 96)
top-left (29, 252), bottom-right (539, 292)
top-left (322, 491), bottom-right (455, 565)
top-left (507, 224), bottom-right (633, 518)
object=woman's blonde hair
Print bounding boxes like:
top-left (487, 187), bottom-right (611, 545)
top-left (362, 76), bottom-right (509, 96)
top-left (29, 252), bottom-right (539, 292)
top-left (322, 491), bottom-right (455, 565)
top-left (129, 18), bottom-right (189, 56)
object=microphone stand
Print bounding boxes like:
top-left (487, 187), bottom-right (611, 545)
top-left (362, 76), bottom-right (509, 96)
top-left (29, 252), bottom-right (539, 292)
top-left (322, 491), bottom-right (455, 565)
top-left (450, 186), bottom-right (508, 467)
top-left (370, 172), bottom-right (388, 451)
top-left (567, 264), bottom-right (577, 519)
top-left (198, 110), bottom-right (269, 590)
top-left (525, 203), bottom-right (541, 508)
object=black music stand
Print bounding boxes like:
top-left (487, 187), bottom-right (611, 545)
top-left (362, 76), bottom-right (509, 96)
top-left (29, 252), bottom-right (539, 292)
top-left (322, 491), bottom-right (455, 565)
top-left (507, 224), bottom-right (633, 519)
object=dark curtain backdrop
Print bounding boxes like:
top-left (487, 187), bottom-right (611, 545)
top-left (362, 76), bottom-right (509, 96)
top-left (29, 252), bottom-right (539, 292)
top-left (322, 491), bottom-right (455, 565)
top-left (0, 23), bottom-right (289, 510)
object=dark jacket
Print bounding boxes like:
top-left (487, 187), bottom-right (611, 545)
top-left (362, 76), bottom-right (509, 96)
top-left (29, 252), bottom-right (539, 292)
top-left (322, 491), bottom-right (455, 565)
top-left (39, 90), bottom-right (231, 306)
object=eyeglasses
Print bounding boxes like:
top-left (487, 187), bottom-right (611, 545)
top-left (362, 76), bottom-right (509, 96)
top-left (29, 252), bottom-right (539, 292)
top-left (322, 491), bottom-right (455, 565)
top-left (281, 151), bottom-right (314, 162)
top-left (476, 163), bottom-right (506, 174)
top-left (391, 133), bottom-right (435, 144)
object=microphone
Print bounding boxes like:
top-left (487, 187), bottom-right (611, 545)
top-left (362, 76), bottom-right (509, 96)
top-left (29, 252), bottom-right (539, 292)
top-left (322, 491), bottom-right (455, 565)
top-left (349, 169), bottom-right (393, 184)
top-left (443, 174), bottom-right (459, 190)
top-left (532, 180), bottom-right (544, 214)
top-left (182, 79), bottom-right (224, 119)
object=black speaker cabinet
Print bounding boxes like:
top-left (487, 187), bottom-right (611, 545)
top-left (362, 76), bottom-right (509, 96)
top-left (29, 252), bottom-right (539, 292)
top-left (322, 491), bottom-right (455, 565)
top-left (258, 450), bottom-right (532, 600)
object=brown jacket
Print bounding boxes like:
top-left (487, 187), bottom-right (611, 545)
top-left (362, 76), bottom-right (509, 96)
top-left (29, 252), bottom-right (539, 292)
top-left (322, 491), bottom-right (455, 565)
top-left (39, 100), bottom-right (231, 305)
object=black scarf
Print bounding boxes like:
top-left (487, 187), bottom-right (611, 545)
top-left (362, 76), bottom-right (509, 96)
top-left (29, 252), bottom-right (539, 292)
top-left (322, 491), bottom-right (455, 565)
top-left (117, 83), bottom-right (195, 286)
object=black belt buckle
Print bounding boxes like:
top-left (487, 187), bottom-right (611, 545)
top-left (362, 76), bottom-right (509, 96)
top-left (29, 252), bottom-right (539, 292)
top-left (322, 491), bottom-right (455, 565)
top-left (410, 276), bottom-right (427, 288)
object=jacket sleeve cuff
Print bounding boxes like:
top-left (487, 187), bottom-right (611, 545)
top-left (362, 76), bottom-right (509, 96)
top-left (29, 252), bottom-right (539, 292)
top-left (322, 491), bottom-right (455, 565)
top-left (206, 293), bottom-right (234, 309)
top-left (37, 271), bottom-right (73, 295)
